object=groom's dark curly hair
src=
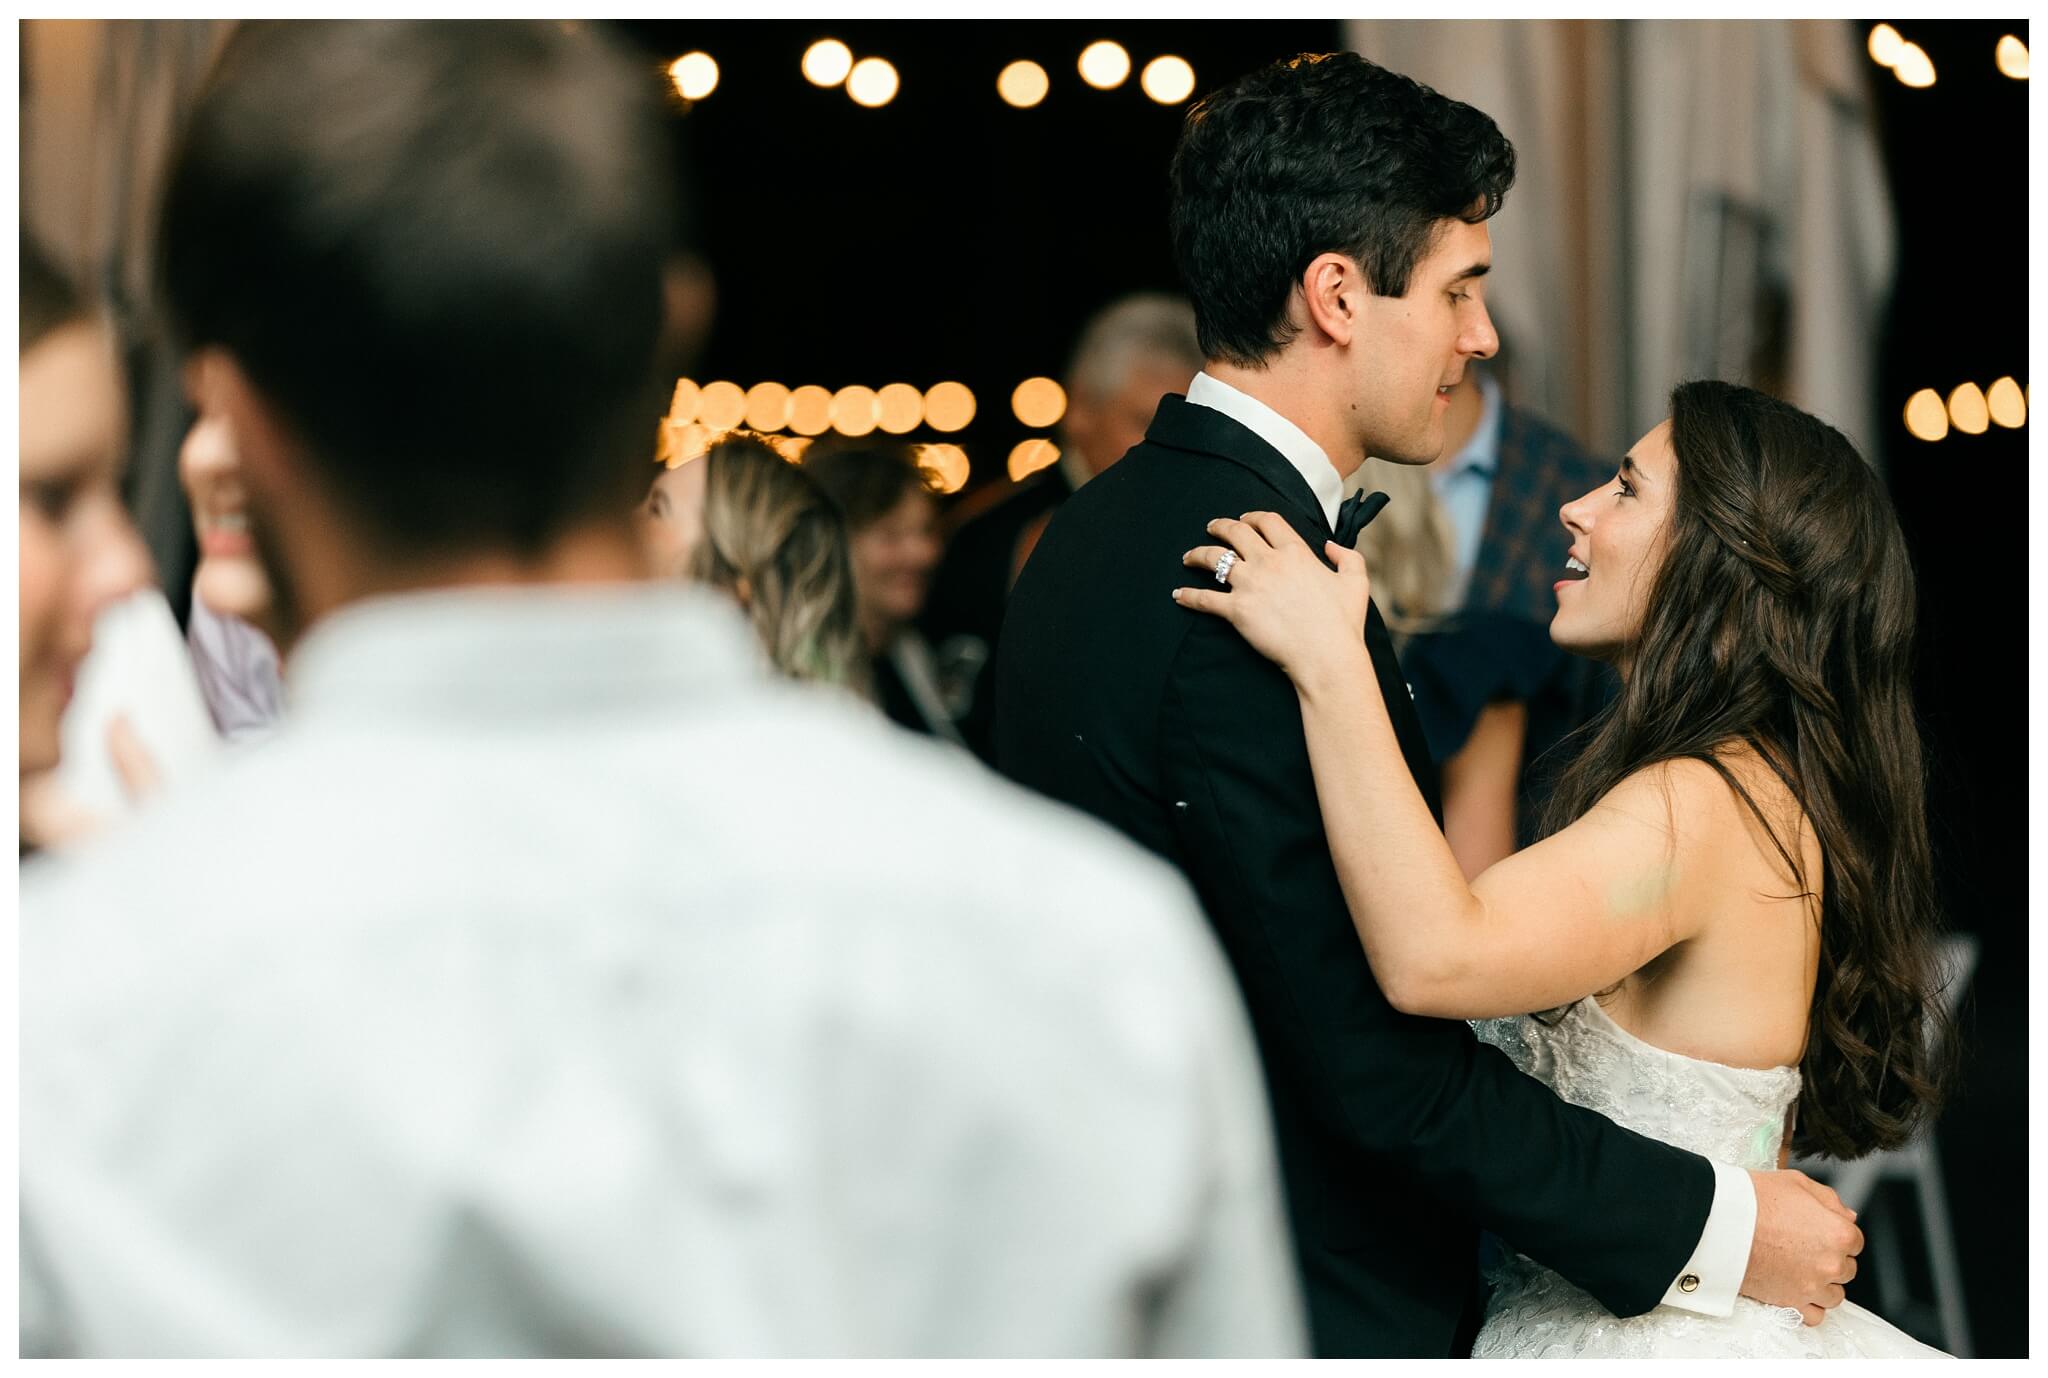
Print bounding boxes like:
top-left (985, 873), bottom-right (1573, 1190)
top-left (1169, 52), bottom-right (1516, 367)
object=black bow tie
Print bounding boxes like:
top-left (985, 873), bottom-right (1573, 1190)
top-left (1335, 489), bottom-right (1391, 548)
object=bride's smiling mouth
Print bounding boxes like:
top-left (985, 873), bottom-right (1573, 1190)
top-left (1554, 551), bottom-right (1590, 592)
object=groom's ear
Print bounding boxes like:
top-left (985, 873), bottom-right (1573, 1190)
top-left (1300, 252), bottom-right (1363, 348)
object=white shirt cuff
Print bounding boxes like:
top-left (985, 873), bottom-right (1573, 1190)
top-left (1660, 1159), bottom-right (1755, 1316)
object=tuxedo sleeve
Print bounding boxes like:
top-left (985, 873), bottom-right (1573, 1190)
top-left (1158, 615), bottom-right (1719, 1319)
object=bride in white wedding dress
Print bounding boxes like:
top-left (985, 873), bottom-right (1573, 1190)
top-left (1178, 381), bottom-right (1953, 1358)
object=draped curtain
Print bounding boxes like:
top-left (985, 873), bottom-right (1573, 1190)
top-left (1344, 19), bottom-right (1894, 464)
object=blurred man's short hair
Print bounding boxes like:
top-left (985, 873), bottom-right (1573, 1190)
top-left (161, 20), bottom-right (685, 557)
top-left (1064, 293), bottom-right (1203, 403)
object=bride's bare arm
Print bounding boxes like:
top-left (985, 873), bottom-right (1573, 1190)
top-left (1179, 511), bottom-right (1706, 1019)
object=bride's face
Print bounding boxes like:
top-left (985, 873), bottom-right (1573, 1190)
top-left (1550, 419), bottom-right (1678, 664)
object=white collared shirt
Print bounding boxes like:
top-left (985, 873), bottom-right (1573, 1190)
top-left (1186, 370), bottom-right (1347, 529)
top-left (21, 583), bottom-right (1306, 1357)
top-left (1188, 368), bottom-right (1752, 1318)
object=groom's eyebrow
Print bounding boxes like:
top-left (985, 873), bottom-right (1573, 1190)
top-left (1448, 262), bottom-right (1490, 283)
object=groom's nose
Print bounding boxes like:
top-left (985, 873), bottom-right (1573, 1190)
top-left (1459, 302), bottom-right (1500, 360)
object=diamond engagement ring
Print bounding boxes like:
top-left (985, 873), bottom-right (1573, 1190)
top-left (1212, 550), bottom-right (1237, 585)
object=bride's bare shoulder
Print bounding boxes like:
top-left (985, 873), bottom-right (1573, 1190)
top-left (1599, 749), bottom-right (1818, 887)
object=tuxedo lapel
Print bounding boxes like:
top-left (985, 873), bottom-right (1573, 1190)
top-left (1144, 394), bottom-right (1333, 537)
top-left (1145, 394), bottom-right (1443, 824)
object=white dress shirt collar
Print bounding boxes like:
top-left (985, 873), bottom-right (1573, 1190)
top-left (286, 582), bottom-right (767, 720)
top-left (1185, 370), bottom-right (1346, 530)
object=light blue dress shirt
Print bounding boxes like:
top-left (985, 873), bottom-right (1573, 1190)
top-left (1432, 371), bottom-right (1502, 613)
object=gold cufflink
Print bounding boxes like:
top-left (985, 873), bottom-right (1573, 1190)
top-left (1678, 1273), bottom-right (1701, 1293)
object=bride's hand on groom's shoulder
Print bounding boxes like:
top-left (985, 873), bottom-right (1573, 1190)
top-left (1174, 511), bottom-right (1373, 685)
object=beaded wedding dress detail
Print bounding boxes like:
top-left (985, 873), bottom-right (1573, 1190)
top-left (1467, 998), bottom-right (1948, 1358)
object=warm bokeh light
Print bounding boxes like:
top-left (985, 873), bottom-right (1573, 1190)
top-left (919, 443), bottom-right (971, 495)
top-left (771, 435), bottom-right (814, 463)
top-left (669, 52), bottom-right (719, 101)
top-left (1997, 35), bottom-right (2029, 80)
top-left (1008, 438), bottom-right (1061, 481)
top-left (744, 381), bottom-right (793, 433)
top-left (802, 38), bottom-right (853, 87)
top-left (789, 385), bottom-right (834, 436)
top-left (697, 380), bottom-right (747, 431)
top-left (662, 421), bottom-right (714, 468)
top-left (1078, 40), bottom-right (1131, 90)
top-left (1947, 382), bottom-right (1990, 435)
top-left (876, 382), bottom-right (924, 434)
top-left (1867, 23), bottom-right (1904, 68)
top-left (1986, 376), bottom-right (2027, 428)
top-left (1893, 42), bottom-right (1936, 87)
top-left (923, 381), bottom-right (977, 433)
top-left (830, 384), bottom-right (881, 436)
top-left (998, 59), bottom-right (1051, 108)
top-left (847, 57), bottom-right (900, 108)
top-left (1011, 376), bottom-right (1068, 428)
top-left (668, 378), bottom-right (701, 423)
top-left (1141, 55), bottom-right (1196, 104)
top-left (1903, 389), bottom-right (1949, 442)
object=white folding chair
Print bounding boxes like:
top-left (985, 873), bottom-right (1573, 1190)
top-left (1793, 932), bottom-right (1977, 1356)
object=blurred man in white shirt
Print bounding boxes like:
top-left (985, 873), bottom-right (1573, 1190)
top-left (19, 20), bottom-right (1304, 1358)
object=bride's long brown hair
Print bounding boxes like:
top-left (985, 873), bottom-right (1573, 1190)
top-left (1540, 381), bottom-right (1952, 1160)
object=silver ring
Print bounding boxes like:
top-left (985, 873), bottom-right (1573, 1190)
top-left (1212, 550), bottom-right (1237, 585)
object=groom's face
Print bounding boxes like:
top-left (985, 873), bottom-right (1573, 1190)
top-left (1348, 217), bottom-right (1500, 468)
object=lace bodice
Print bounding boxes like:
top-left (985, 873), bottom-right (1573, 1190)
top-left (1471, 997), bottom-right (1801, 1171)
top-left (1466, 1001), bottom-right (1947, 1358)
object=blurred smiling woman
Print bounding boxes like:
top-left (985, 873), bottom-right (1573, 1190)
top-left (18, 234), bottom-right (152, 829)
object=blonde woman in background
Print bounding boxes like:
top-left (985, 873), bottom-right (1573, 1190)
top-left (639, 432), bottom-right (866, 692)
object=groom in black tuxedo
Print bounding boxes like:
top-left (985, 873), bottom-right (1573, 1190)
top-left (995, 53), bottom-right (1861, 1357)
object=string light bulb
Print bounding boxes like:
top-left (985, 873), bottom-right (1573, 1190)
top-left (669, 52), bottom-right (719, 101)
top-left (802, 39), bottom-right (853, 87)
top-left (830, 385), bottom-right (881, 437)
top-left (1892, 42), bottom-right (1936, 88)
top-left (1986, 376), bottom-right (2027, 428)
top-left (876, 383), bottom-right (925, 434)
top-left (919, 443), bottom-right (971, 494)
top-left (744, 382), bottom-right (793, 433)
top-left (1011, 377), bottom-right (1068, 428)
top-left (1008, 439), bottom-right (1061, 481)
top-left (998, 59), bottom-right (1051, 108)
top-left (697, 380), bottom-right (747, 431)
top-left (1903, 389), bottom-right (1948, 442)
top-left (923, 381), bottom-right (977, 433)
top-left (1996, 35), bottom-right (2029, 80)
top-left (789, 385), bottom-right (834, 436)
top-left (1946, 382), bottom-right (1990, 435)
top-left (847, 57), bottom-right (900, 108)
top-left (668, 378), bottom-right (702, 423)
top-left (1078, 41), bottom-right (1131, 90)
top-left (1867, 24), bottom-right (1905, 68)
top-left (1141, 55), bottom-right (1196, 104)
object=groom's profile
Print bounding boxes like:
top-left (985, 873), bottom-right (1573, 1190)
top-left (996, 52), bottom-right (1861, 1357)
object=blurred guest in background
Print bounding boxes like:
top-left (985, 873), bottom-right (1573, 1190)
top-left (20, 19), bottom-right (1302, 1358)
top-left (179, 412), bottom-right (287, 740)
top-left (1348, 360), bottom-right (1617, 876)
top-left (922, 293), bottom-right (1204, 762)
top-left (18, 232), bottom-right (155, 849)
top-left (639, 430), bottom-right (866, 690)
top-left (803, 442), bottom-right (963, 745)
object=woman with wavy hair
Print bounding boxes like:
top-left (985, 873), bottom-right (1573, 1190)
top-left (640, 432), bottom-right (866, 691)
top-left (1176, 380), bottom-right (1951, 1358)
